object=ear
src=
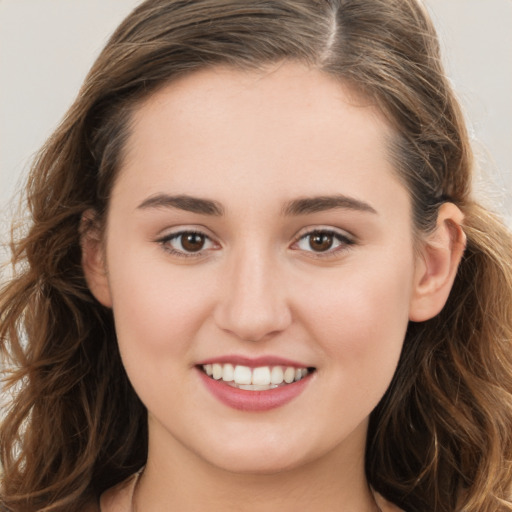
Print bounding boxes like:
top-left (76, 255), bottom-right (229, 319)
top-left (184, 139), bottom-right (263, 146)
top-left (409, 203), bottom-right (466, 322)
top-left (80, 210), bottom-right (113, 308)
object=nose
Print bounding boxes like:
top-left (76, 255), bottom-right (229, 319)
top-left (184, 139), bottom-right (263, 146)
top-left (213, 246), bottom-right (292, 342)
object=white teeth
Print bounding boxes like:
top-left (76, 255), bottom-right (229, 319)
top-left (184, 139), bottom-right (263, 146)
top-left (212, 363), bottom-right (223, 380)
top-left (202, 363), bottom-right (312, 389)
top-left (233, 365), bottom-right (252, 385)
top-left (270, 366), bottom-right (284, 385)
top-left (222, 363), bottom-right (234, 382)
top-left (283, 367), bottom-right (295, 384)
top-left (252, 366), bottom-right (271, 386)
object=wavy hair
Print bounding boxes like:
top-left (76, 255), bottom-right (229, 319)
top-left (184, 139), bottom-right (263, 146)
top-left (1, 1), bottom-right (512, 510)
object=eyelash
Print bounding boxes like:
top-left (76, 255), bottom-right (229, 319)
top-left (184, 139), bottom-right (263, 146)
top-left (292, 229), bottom-right (355, 258)
top-left (157, 228), bottom-right (355, 259)
top-left (157, 230), bottom-right (217, 259)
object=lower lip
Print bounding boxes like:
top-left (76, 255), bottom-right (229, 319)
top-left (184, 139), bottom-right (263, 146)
top-left (197, 369), bottom-right (312, 412)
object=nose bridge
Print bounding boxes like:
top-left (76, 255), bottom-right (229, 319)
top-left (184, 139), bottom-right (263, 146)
top-left (214, 241), bottom-right (291, 342)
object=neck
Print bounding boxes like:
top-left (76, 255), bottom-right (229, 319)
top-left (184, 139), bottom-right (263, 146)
top-left (136, 418), bottom-right (379, 512)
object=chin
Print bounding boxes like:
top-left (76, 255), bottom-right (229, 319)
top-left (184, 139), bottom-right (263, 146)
top-left (209, 451), bottom-right (308, 476)
top-left (194, 432), bottom-right (322, 476)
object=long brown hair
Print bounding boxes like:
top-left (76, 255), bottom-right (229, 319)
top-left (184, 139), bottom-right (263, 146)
top-left (1, 1), bottom-right (512, 511)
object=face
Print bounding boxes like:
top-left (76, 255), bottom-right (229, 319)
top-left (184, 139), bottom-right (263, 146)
top-left (89, 62), bottom-right (423, 475)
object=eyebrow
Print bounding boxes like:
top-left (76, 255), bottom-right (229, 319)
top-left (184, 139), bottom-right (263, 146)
top-left (282, 195), bottom-right (377, 216)
top-left (136, 193), bottom-right (377, 217)
top-left (137, 194), bottom-right (224, 215)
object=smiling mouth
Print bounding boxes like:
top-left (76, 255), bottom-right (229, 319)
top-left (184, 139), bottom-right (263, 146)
top-left (199, 363), bottom-right (316, 391)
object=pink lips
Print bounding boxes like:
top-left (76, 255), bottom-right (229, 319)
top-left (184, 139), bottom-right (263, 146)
top-left (196, 355), bottom-right (314, 412)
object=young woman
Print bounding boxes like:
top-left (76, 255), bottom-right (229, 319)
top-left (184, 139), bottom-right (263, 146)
top-left (1, 1), bottom-right (511, 511)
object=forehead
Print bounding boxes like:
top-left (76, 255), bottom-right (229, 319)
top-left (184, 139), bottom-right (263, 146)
top-left (113, 62), bottom-right (407, 219)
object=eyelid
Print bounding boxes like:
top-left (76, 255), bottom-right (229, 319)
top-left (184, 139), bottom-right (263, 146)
top-left (290, 226), bottom-right (356, 257)
top-left (156, 226), bottom-right (220, 258)
top-left (154, 225), bottom-right (355, 259)
top-left (292, 225), bottom-right (355, 242)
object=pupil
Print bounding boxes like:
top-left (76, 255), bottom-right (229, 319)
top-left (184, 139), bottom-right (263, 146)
top-left (310, 233), bottom-right (333, 252)
top-left (182, 233), bottom-right (205, 252)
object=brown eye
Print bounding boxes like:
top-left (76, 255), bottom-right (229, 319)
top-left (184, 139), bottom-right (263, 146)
top-left (181, 232), bottom-right (206, 252)
top-left (160, 230), bottom-right (216, 257)
top-left (308, 232), bottom-right (334, 252)
top-left (294, 229), bottom-right (354, 256)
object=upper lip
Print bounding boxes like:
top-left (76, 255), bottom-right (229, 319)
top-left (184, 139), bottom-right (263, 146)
top-left (196, 355), bottom-right (313, 368)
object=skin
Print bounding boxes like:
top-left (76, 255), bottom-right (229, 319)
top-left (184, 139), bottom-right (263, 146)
top-left (83, 62), bottom-right (465, 511)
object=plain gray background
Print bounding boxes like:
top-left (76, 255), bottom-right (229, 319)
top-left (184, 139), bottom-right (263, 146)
top-left (1, 0), bottom-right (511, 236)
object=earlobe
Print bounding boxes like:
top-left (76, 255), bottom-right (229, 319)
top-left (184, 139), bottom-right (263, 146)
top-left (409, 203), bottom-right (466, 322)
top-left (80, 211), bottom-right (113, 308)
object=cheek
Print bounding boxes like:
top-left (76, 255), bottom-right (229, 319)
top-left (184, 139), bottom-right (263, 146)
top-left (296, 250), bottom-right (414, 378)
top-left (105, 245), bottom-right (214, 365)
top-left (105, 251), bottom-right (220, 420)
